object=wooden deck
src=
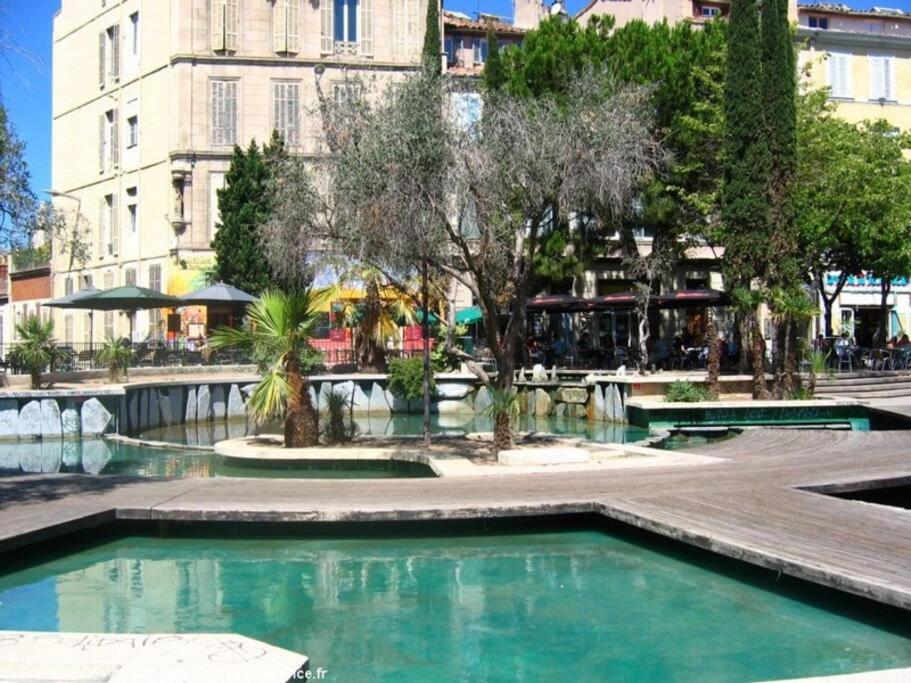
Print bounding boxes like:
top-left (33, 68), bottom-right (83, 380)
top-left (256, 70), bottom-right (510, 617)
top-left (3, 426), bottom-right (911, 609)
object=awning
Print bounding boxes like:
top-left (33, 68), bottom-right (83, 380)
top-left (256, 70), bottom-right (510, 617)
top-left (655, 289), bottom-right (728, 309)
top-left (526, 295), bottom-right (592, 312)
top-left (454, 305), bottom-right (483, 325)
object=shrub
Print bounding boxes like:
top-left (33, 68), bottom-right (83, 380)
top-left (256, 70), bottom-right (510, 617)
top-left (664, 381), bottom-right (715, 403)
top-left (387, 357), bottom-right (435, 401)
top-left (321, 389), bottom-right (358, 444)
top-left (96, 337), bottom-right (133, 382)
top-left (8, 316), bottom-right (62, 389)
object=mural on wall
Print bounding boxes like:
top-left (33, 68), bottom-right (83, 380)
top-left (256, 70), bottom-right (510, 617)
top-left (169, 256), bottom-right (213, 339)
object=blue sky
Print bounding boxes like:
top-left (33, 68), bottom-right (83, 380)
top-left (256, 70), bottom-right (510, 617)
top-left (2, 0), bottom-right (909, 199)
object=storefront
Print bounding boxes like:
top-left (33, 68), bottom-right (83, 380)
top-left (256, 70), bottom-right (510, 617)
top-left (827, 272), bottom-right (911, 346)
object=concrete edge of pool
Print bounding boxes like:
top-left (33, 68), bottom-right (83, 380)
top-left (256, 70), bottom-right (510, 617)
top-left (0, 630), bottom-right (309, 682)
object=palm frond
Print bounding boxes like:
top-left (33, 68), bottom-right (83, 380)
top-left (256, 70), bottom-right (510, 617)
top-left (246, 366), bottom-right (290, 424)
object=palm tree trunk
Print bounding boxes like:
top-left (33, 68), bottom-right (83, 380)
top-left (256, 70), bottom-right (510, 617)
top-left (30, 368), bottom-right (40, 390)
top-left (751, 314), bottom-right (769, 399)
top-left (357, 279), bottom-right (387, 372)
top-left (493, 410), bottom-right (513, 453)
top-left (421, 262), bottom-right (432, 448)
top-left (705, 321), bottom-right (721, 397)
top-left (284, 354), bottom-right (319, 448)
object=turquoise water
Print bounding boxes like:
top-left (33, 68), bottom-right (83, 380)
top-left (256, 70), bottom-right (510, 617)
top-left (138, 414), bottom-right (653, 446)
top-left (1, 524), bottom-right (909, 681)
top-left (0, 439), bottom-right (432, 479)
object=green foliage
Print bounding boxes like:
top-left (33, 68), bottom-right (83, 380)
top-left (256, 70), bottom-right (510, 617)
top-left (483, 388), bottom-right (521, 422)
top-left (210, 290), bottom-right (321, 424)
top-left (430, 344), bottom-right (460, 373)
top-left (0, 104), bottom-right (38, 244)
top-left (664, 381), bottom-right (715, 403)
top-left (421, 0), bottom-right (441, 75)
top-left (96, 337), bottom-right (133, 382)
top-left (483, 32), bottom-right (506, 91)
top-left (322, 390), bottom-right (359, 444)
top-left (387, 357), bottom-right (434, 401)
top-left (721, 0), bottom-right (771, 287)
top-left (9, 317), bottom-right (61, 389)
top-left (11, 243), bottom-right (50, 271)
top-left (210, 132), bottom-right (285, 295)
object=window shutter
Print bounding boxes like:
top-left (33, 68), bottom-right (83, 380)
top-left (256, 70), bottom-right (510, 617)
top-left (111, 25), bottom-right (120, 81)
top-left (99, 114), bottom-right (106, 173)
top-left (392, 0), bottom-right (404, 56)
top-left (98, 30), bottom-right (107, 87)
top-left (226, 81), bottom-right (237, 144)
top-left (359, 0), bottom-right (373, 55)
top-left (225, 0), bottom-right (239, 51)
top-left (320, 0), bottom-right (333, 54)
top-left (110, 195), bottom-right (119, 255)
top-left (111, 109), bottom-right (120, 168)
top-left (273, 0), bottom-right (287, 53)
top-left (829, 52), bottom-right (851, 98)
top-left (406, 0), bottom-right (418, 51)
top-left (287, 0), bottom-right (300, 53)
top-left (211, 0), bottom-right (225, 50)
top-left (98, 198), bottom-right (105, 258)
top-left (211, 80), bottom-right (221, 145)
top-left (273, 81), bottom-right (283, 137)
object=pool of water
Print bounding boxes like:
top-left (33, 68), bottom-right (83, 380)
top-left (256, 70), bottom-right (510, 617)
top-left (0, 520), bottom-right (909, 681)
top-left (0, 439), bottom-right (433, 479)
top-left (137, 414), bottom-right (652, 447)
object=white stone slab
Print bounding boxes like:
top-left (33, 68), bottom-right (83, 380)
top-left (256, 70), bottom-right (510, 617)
top-left (40, 399), bottom-right (62, 438)
top-left (82, 398), bottom-right (113, 436)
top-left (81, 439), bottom-right (112, 474)
top-left (368, 382), bottom-right (391, 415)
top-left (435, 382), bottom-right (473, 399)
top-left (0, 400), bottom-right (18, 438)
top-left (197, 385), bottom-right (211, 422)
top-left (185, 387), bottom-right (197, 423)
top-left (61, 399), bottom-right (80, 437)
top-left (227, 384), bottom-right (246, 419)
top-left (16, 400), bottom-right (41, 438)
top-left (498, 447), bottom-right (590, 466)
top-left (591, 385), bottom-right (605, 421)
top-left (211, 385), bottom-right (227, 421)
top-left (0, 631), bottom-right (308, 683)
top-left (474, 386), bottom-right (492, 414)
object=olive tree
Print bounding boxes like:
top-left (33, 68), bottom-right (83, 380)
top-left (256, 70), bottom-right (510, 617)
top-left (265, 68), bottom-right (662, 452)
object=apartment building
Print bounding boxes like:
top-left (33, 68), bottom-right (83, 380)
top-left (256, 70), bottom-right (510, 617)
top-left (51, 0), bottom-right (432, 344)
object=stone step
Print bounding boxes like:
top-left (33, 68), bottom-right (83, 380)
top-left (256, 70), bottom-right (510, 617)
top-left (817, 388), bottom-right (911, 399)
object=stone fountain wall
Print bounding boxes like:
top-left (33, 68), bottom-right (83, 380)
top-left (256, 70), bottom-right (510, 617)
top-left (0, 395), bottom-right (117, 441)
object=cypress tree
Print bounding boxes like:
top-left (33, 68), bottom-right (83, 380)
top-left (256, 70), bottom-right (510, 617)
top-left (483, 31), bottom-right (505, 91)
top-left (761, 0), bottom-right (798, 287)
top-left (210, 133), bottom-right (282, 295)
top-left (422, 0), bottom-right (441, 75)
top-left (721, 0), bottom-right (770, 287)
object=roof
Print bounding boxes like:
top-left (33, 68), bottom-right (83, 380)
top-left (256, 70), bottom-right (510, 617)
top-left (442, 9), bottom-right (526, 35)
top-left (799, 2), bottom-right (911, 19)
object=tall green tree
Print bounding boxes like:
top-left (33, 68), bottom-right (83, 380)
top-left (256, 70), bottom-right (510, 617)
top-left (210, 132), bottom-right (285, 295)
top-left (422, 0), bottom-right (441, 74)
top-left (483, 32), bottom-right (505, 91)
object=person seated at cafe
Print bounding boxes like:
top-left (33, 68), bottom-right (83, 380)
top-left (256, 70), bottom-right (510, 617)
top-left (681, 329), bottom-right (694, 350)
top-left (899, 334), bottom-right (910, 347)
top-left (887, 336), bottom-right (898, 350)
top-left (648, 338), bottom-right (670, 369)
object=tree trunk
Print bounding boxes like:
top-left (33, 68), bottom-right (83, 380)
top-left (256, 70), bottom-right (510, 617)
top-left (705, 321), bottom-right (721, 397)
top-left (735, 315), bottom-right (749, 375)
top-left (421, 262), bottom-right (432, 448)
top-left (493, 410), bottom-right (513, 453)
top-left (815, 270), bottom-right (848, 338)
top-left (30, 368), bottom-right (40, 390)
top-left (751, 313), bottom-right (769, 399)
top-left (779, 317), bottom-right (793, 399)
top-left (284, 354), bottom-right (319, 448)
top-left (877, 279), bottom-right (892, 347)
top-left (635, 296), bottom-right (650, 375)
top-left (356, 279), bottom-right (387, 372)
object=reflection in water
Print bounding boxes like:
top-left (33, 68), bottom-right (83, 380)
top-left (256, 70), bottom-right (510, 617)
top-left (0, 530), bottom-right (910, 681)
top-left (139, 415), bottom-right (652, 448)
top-left (0, 439), bottom-right (432, 479)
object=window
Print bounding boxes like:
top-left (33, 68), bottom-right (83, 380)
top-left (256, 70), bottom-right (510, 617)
top-left (334, 0), bottom-right (358, 43)
top-left (334, 82), bottom-right (361, 105)
top-left (83, 313), bottom-right (91, 345)
top-left (99, 194), bottom-right (118, 257)
top-left (103, 271), bottom-right (114, 339)
top-left (148, 264), bottom-right (162, 292)
top-left (127, 115), bottom-right (138, 148)
top-left (125, 267), bottom-right (137, 286)
top-left (870, 54), bottom-right (895, 101)
top-left (98, 24), bottom-right (120, 88)
top-left (64, 276), bottom-right (74, 297)
top-left (444, 36), bottom-right (454, 64)
top-left (274, 0), bottom-right (301, 54)
top-left (211, 0), bottom-right (239, 52)
top-left (99, 108), bottom-right (119, 173)
top-left (700, 6), bottom-right (720, 17)
top-left (210, 79), bottom-right (238, 146)
top-left (473, 38), bottom-right (488, 65)
top-left (128, 203), bottom-right (138, 234)
top-left (828, 52), bottom-right (852, 99)
top-left (272, 81), bottom-right (301, 146)
top-left (808, 15), bottom-right (829, 29)
top-left (148, 264), bottom-right (163, 338)
top-left (129, 12), bottom-right (139, 58)
top-left (209, 172), bottom-right (226, 238)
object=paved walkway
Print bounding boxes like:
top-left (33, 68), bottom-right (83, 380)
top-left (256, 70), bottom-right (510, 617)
top-left (3, 421), bottom-right (911, 610)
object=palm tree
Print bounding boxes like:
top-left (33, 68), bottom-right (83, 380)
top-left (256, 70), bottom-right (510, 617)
top-left (770, 288), bottom-right (818, 398)
top-left (319, 267), bottom-right (419, 372)
top-left (8, 316), bottom-right (62, 389)
top-left (210, 290), bottom-right (322, 447)
top-left (97, 337), bottom-right (133, 382)
top-left (732, 287), bottom-right (769, 399)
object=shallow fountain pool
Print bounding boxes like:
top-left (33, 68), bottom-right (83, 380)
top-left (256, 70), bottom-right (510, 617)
top-left (0, 519), bottom-right (909, 681)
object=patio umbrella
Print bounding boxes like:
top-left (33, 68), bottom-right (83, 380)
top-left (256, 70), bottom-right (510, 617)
top-left (526, 295), bottom-right (593, 312)
top-left (454, 305), bottom-right (483, 325)
top-left (655, 289), bottom-right (729, 309)
top-left (179, 282), bottom-right (257, 307)
top-left (45, 287), bottom-right (101, 352)
top-left (70, 286), bottom-right (185, 340)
